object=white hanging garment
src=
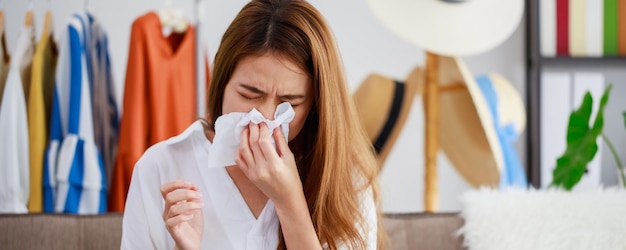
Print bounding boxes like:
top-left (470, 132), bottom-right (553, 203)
top-left (0, 25), bottom-right (35, 213)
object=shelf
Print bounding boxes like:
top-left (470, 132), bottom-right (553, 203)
top-left (526, 0), bottom-right (626, 188)
top-left (540, 57), bottom-right (626, 67)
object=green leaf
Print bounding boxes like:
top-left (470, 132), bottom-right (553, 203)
top-left (623, 111), bottom-right (626, 130)
top-left (551, 85), bottom-right (612, 190)
top-left (592, 85), bottom-right (611, 136)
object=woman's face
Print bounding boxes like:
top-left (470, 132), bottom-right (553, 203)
top-left (222, 53), bottom-right (313, 141)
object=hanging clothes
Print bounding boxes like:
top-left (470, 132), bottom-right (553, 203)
top-left (88, 17), bottom-right (119, 191)
top-left (43, 12), bottom-right (106, 214)
top-left (0, 25), bottom-right (35, 213)
top-left (28, 11), bottom-right (58, 212)
top-left (109, 12), bottom-right (197, 212)
top-left (0, 29), bottom-right (10, 106)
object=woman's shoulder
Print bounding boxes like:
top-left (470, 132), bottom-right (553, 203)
top-left (153, 120), bottom-right (207, 149)
top-left (162, 120), bottom-right (209, 145)
top-left (136, 120), bottom-right (209, 170)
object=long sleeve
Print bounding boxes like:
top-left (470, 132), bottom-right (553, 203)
top-left (109, 18), bottom-right (149, 212)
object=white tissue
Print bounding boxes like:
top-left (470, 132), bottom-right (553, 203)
top-left (207, 102), bottom-right (295, 168)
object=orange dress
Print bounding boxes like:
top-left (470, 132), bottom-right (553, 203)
top-left (109, 12), bottom-right (198, 211)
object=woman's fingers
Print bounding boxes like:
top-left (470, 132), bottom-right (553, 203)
top-left (238, 123), bottom-right (269, 176)
top-left (240, 123), bottom-right (296, 180)
top-left (164, 204), bottom-right (200, 229)
top-left (238, 126), bottom-right (254, 172)
top-left (160, 181), bottom-right (204, 250)
top-left (165, 188), bottom-right (202, 205)
top-left (160, 180), bottom-right (194, 200)
top-left (235, 149), bottom-right (249, 172)
top-left (161, 182), bottom-right (201, 220)
top-left (165, 213), bottom-right (194, 228)
top-left (272, 127), bottom-right (292, 159)
top-left (248, 123), bottom-right (266, 160)
top-left (258, 125), bottom-right (281, 162)
top-left (167, 200), bottom-right (204, 219)
top-left (245, 123), bottom-right (292, 164)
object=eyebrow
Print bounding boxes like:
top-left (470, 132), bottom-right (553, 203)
top-left (240, 84), bottom-right (305, 100)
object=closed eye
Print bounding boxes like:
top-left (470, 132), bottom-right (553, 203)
top-left (279, 95), bottom-right (305, 107)
top-left (240, 93), bottom-right (260, 100)
top-left (283, 100), bottom-right (303, 107)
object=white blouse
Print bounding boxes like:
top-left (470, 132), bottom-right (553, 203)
top-left (121, 121), bottom-right (377, 249)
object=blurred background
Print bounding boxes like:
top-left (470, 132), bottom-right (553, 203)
top-left (2, 0), bottom-right (624, 214)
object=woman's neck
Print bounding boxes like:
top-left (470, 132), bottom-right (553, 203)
top-left (201, 119), bottom-right (215, 143)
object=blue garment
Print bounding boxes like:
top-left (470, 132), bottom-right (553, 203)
top-left (43, 12), bottom-right (109, 214)
top-left (475, 75), bottom-right (528, 188)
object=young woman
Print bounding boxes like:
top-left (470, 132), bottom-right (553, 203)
top-left (121, 0), bottom-right (384, 249)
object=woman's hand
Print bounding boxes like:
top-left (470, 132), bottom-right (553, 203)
top-left (160, 180), bottom-right (204, 250)
top-left (237, 123), bottom-right (322, 249)
top-left (235, 123), bottom-right (304, 206)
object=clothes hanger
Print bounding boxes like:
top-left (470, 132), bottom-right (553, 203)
top-left (158, 0), bottom-right (188, 36)
top-left (0, 0), bottom-right (4, 37)
top-left (85, 0), bottom-right (97, 16)
top-left (24, 0), bottom-right (33, 27)
top-left (42, 0), bottom-right (52, 35)
top-left (0, 0), bottom-right (7, 64)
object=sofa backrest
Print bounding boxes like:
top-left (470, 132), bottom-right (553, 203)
top-left (383, 213), bottom-right (465, 250)
top-left (0, 212), bottom-right (464, 249)
top-left (0, 213), bottom-right (123, 250)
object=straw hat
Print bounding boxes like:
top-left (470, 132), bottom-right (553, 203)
top-left (354, 56), bottom-right (526, 187)
top-left (366, 0), bottom-right (524, 56)
top-left (437, 56), bottom-right (506, 187)
top-left (353, 67), bottom-right (424, 166)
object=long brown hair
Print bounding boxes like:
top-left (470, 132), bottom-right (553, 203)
top-left (206, 0), bottom-right (385, 249)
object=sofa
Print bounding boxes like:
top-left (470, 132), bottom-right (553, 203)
top-left (383, 213), bottom-right (465, 249)
top-left (0, 212), bottom-right (465, 249)
top-left (0, 213), bottom-right (123, 250)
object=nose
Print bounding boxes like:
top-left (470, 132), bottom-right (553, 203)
top-left (256, 102), bottom-right (276, 120)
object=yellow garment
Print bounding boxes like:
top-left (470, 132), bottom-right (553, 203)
top-left (28, 29), bottom-right (58, 212)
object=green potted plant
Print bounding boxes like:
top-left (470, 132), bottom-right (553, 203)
top-left (550, 84), bottom-right (626, 190)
